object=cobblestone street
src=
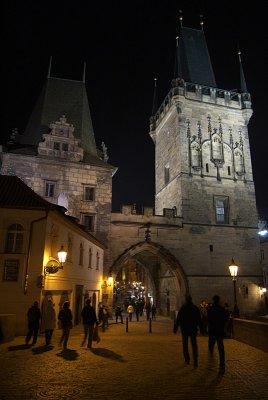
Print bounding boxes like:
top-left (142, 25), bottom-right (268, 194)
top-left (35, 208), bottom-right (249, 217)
top-left (1, 316), bottom-right (268, 400)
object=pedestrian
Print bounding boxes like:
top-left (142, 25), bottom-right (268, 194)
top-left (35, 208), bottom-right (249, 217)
top-left (135, 303), bottom-right (140, 321)
top-left (173, 295), bottom-right (202, 367)
top-left (199, 300), bottom-right (208, 334)
top-left (127, 304), bottom-right (134, 321)
top-left (81, 299), bottom-right (98, 348)
top-left (207, 295), bottom-right (229, 374)
top-left (42, 299), bottom-right (56, 345)
top-left (115, 305), bottom-right (124, 324)
top-left (151, 304), bottom-right (157, 320)
top-left (145, 302), bottom-right (151, 320)
top-left (58, 301), bottom-right (73, 350)
top-left (25, 301), bottom-right (41, 345)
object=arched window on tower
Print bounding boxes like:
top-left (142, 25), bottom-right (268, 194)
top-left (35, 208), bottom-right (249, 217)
top-left (79, 243), bottom-right (84, 266)
top-left (164, 163), bottom-right (170, 185)
top-left (5, 223), bottom-right (24, 253)
top-left (212, 134), bottom-right (223, 161)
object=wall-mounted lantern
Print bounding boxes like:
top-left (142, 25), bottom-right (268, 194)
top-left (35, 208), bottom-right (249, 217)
top-left (44, 245), bottom-right (67, 275)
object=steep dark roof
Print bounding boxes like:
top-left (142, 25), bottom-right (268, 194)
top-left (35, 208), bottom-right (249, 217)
top-left (19, 77), bottom-right (98, 156)
top-left (0, 175), bottom-right (65, 211)
top-left (177, 26), bottom-right (216, 87)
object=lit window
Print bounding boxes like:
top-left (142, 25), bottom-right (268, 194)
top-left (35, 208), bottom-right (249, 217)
top-left (84, 187), bottom-right (95, 201)
top-left (45, 182), bottom-right (55, 197)
top-left (3, 259), bottom-right (19, 281)
top-left (214, 196), bottom-right (229, 224)
top-left (5, 224), bottom-right (24, 253)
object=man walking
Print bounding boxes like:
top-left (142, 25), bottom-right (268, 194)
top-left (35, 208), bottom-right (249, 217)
top-left (173, 295), bottom-right (202, 367)
top-left (81, 299), bottom-right (98, 348)
top-left (207, 295), bottom-right (229, 374)
top-left (25, 301), bottom-right (41, 345)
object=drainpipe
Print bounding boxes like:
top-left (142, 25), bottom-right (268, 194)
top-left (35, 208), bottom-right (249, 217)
top-left (24, 211), bottom-right (49, 295)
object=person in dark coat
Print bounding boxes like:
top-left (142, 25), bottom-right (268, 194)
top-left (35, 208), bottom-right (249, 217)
top-left (173, 295), bottom-right (202, 367)
top-left (58, 301), bottom-right (73, 350)
top-left (25, 301), bottom-right (41, 345)
top-left (115, 306), bottom-right (124, 324)
top-left (207, 295), bottom-right (229, 373)
top-left (81, 299), bottom-right (98, 348)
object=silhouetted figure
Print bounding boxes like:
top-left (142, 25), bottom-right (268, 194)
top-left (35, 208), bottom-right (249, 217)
top-left (58, 301), bottom-right (73, 349)
top-left (115, 306), bottom-right (123, 324)
top-left (207, 295), bottom-right (229, 374)
top-left (25, 301), bottom-right (41, 345)
top-left (151, 304), bottom-right (157, 320)
top-left (135, 303), bottom-right (140, 321)
top-left (173, 295), bottom-right (202, 367)
top-left (42, 299), bottom-right (56, 345)
top-left (81, 299), bottom-right (98, 348)
top-left (145, 302), bottom-right (151, 320)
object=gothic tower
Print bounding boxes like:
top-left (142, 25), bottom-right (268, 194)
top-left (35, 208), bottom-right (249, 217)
top-left (149, 25), bottom-right (257, 228)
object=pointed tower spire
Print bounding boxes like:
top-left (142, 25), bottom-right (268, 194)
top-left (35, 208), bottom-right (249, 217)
top-left (151, 74), bottom-right (158, 115)
top-left (47, 56), bottom-right (52, 78)
top-left (82, 62), bottom-right (86, 83)
top-left (238, 50), bottom-right (248, 93)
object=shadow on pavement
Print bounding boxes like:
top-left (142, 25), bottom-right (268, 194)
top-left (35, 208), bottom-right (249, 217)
top-left (91, 347), bottom-right (125, 362)
top-left (8, 344), bottom-right (32, 351)
top-left (56, 348), bottom-right (79, 361)
top-left (31, 345), bottom-right (54, 355)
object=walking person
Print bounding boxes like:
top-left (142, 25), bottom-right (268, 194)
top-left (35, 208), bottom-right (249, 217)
top-left (173, 295), bottom-right (202, 367)
top-left (42, 299), bottom-right (56, 345)
top-left (58, 301), bottom-right (73, 350)
top-left (207, 295), bottom-right (229, 374)
top-left (115, 305), bottom-right (123, 324)
top-left (25, 301), bottom-right (41, 345)
top-left (81, 299), bottom-right (98, 348)
top-left (151, 304), bottom-right (157, 320)
top-left (127, 304), bottom-right (134, 321)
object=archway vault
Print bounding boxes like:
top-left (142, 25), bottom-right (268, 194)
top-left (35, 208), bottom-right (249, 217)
top-left (109, 241), bottom-right (189, 313)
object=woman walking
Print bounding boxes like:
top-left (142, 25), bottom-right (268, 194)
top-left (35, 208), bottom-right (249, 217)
top-left (58, 301), bottom-right (73, 350)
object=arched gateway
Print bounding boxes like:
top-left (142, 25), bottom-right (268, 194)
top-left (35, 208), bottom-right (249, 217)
top-left (108, 241), bottom-right (189, 317)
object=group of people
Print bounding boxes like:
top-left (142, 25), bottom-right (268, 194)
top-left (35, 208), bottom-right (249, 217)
top-left (124, 302), bottom-right (157, 322)
top-left (25, 298), bottom-right (99, 350)
top-left (174, 295), bottom-right (229, 373)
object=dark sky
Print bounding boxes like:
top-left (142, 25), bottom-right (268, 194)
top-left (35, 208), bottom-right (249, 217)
top-left (3, 1), bottom-right (268, 218)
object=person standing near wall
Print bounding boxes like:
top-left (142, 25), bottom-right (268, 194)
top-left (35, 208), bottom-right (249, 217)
top-left (42, 299), bottom-right (56, 345)
top-left (25, 301), bottom-right (41, 346)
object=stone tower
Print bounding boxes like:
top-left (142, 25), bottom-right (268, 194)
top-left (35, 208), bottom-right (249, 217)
top-left (150, 26), bottom-right (257, 228)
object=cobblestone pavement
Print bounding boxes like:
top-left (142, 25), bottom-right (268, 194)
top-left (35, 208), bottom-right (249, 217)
top-left (0, 315), bottom-right (268, 400)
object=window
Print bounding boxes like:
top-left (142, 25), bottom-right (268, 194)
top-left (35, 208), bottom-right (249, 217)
top-left (164, 164), bottom-right (170, 185)
top-left (62, 143), bottom-right (68, 151)
top-left (45, 182), bottom-right (55, 197)
top-left (96, 252), bottom-right (99, 270)
top-left (79, 243), bottom-right (84, 266)
top-left (5, 224), bottom-right (24, 253)
top-left (3, 260), bottom-right (19, 281)
top-left (84, 186), bottom-right (95, 201)
top-left (84, 215), bottom-right (95, 232)
top-left (214, 196), bottom-right (229, 224)
top-left (88, 248), bottom-right (92, 269)
top-left (228, 166), bottom-right (231, 176)
top-left (54, 142), bottom-right (60, 150)
top-left (206, 163), bottom-right (209, 173)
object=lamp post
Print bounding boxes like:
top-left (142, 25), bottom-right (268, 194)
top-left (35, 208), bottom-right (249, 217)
top-left (228, 258), bottom-right (239, 317)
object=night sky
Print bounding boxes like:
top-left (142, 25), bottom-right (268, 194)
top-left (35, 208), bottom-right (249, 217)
top-left (3, 1), bottom-right (268, 218)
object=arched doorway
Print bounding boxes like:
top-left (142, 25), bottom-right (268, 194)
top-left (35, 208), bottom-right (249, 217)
top-left (109, 241), bottom-right (188, 317)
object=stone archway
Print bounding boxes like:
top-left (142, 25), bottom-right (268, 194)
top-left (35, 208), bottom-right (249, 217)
top-left (109, 241), bottom-right (189, 317)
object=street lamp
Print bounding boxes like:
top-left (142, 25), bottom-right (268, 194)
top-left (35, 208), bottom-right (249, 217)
top-left (228, 258), bottom-right (239, 317)
top-left (44, 245), bottom-right (67, 274)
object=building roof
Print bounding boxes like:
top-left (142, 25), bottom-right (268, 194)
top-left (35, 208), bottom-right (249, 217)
top-left (18, 77), bottom-right (98, 156)
top-left (176, 26), bottom-right (217, 87)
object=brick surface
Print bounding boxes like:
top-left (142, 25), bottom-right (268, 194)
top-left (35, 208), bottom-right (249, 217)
top-left (0, 316), bottom-right (267, 400)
